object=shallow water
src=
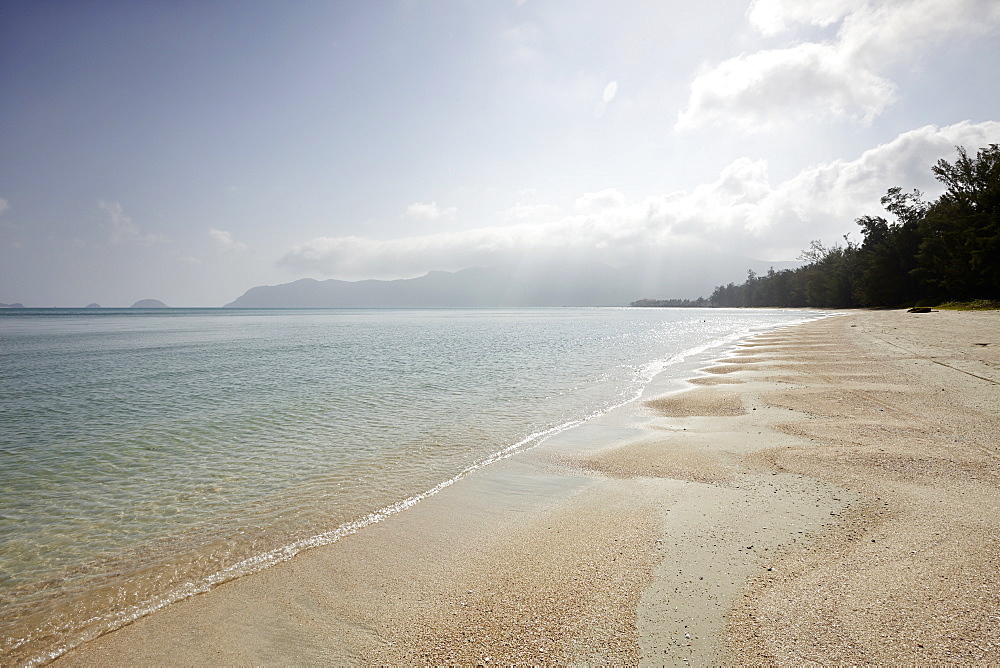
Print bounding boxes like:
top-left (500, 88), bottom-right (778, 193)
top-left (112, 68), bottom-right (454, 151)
top-left (0, 307), bottom-right (819, 663)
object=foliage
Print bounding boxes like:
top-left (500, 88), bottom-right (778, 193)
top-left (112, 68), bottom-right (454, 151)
top-left (916, 145), bottom-right (1000, 301)
top-left (933, 300), bottom-right (1000, 311)
top-left (692, 145), bottom-right (1000, 308)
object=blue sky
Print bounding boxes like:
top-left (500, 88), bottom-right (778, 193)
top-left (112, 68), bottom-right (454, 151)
top-left (2, 0), bottom-right (999, 306)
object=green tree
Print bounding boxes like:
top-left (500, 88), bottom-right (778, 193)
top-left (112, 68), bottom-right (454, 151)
top-left (700, 145), bottom-right (998, 309)
top-left (917, 145), bottom-right (1000, 300)
top-left (853, 187), bottom-right (925, 306)
top-left (796, 239), bottom-right (859, 307)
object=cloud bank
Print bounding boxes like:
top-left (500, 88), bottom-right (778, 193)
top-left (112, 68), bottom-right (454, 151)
top-left (279, 121), bottom-right (1000, 279)
top-left (209, 228), bottom-right (248, 252)
top-left (677, 0), bottom-right (1000, 131)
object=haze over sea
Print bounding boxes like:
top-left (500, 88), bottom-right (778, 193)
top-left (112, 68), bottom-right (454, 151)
top-left (1, 307), bottom-right (819, 664)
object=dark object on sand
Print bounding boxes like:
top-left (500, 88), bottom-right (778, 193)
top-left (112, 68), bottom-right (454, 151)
top-left (907, 307), bottom-right (932, 313)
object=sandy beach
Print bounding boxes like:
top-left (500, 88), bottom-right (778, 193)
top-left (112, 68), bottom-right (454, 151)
top-left (53, 309), bottom-right (999, 665)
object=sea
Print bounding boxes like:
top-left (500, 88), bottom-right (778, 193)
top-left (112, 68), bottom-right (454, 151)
top-left (0, 306), bottom-right (821, 664)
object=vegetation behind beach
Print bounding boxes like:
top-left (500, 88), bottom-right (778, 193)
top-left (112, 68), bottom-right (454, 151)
top-left (637, 144), bottom-right (999, 309)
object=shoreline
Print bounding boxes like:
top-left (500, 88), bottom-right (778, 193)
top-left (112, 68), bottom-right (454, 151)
top-left (52, 309), bottom-right (998, 664)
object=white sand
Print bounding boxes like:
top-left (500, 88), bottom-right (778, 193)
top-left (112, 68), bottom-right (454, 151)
top-left (54, 309), bottom-right (999, 665)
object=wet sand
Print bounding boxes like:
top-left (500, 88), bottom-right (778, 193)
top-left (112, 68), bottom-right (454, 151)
top-left (54, 309), bottom-right (999, 665)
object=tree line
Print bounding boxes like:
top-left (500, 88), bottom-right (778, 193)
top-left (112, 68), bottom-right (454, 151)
top-left (636, 144), bottom-right (999, 309)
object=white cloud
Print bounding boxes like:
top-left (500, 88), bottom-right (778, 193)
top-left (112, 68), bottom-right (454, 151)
top-left (602, 81), bottom-right (618, 103)
top-left (677, 42), bottom-right (895, 131)
top-left (209, 228), bottom-right (248, 252)
top-left (0, 200), bottom-right (19, 248)
top-left (574, 188), bottom-right (626, 214)
top-left (746, 0), bottom-right (854, 36)
top-left (405, 201), bottom-right (457, 220)
top-left (678, 0), bottom-right (1000, 131)
top-left (499, 21), bottom-right (544, 65)
top-left (595, 80), bottom-right (620, 119)
top-left (180, 255), bottom-right (203, 265)
top-left (697, 120), bottom-right (1000, 256)
top-left (497, 202), bottom-right (562, 224)
top-left (99, 200), bottom-right (161, 246)
top-left (279, 122), bottom-right (1000, 277)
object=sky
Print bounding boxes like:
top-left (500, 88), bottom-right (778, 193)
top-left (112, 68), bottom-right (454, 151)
top-left (1, 0), bottom-right (999, 307)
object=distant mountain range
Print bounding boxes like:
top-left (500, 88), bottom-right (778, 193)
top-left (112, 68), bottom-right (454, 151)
top-left (225, 257), bottom-right (799, 308)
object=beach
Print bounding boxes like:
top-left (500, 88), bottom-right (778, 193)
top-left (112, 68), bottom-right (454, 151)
top-left (53, 309), bottom-right (999, 665)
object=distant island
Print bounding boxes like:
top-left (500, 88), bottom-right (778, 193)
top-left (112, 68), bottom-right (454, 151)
top-left (226, 265), bottom-right (631, 308)
top-left (631, 298), bottom-right (709, 308)
top-left (0, 302), bottom-right (25, 308)
top-left (130, 299), bottom-right (169, 308)
top-left (85, 303), bottom-right (102, 308)
top-left (225, 257), bottom-right (799, 309)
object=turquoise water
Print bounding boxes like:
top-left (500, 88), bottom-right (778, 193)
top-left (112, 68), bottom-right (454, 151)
top-left (0, 307), bottom-right (818, 663)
